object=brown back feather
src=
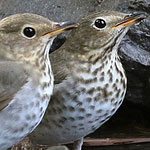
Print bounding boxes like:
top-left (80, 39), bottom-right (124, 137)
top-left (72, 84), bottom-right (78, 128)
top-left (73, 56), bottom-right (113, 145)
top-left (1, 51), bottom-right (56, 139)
top-left (0, 61), bottom-right (28, 110)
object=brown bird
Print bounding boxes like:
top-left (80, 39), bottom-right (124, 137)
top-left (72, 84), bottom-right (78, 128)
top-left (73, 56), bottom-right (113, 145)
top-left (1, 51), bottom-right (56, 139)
top-left (30, 11), bottom-right (146, 150)
top-left (0, 13), bottom-right (77, 150)
top-left (33, 11), bottom-right (145, 150)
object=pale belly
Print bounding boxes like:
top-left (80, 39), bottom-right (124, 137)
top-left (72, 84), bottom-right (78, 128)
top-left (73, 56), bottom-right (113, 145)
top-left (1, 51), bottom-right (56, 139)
top-left (0, 79), bottom-right (51, 150)
top-left (31, 73), bottom-right (126, 145)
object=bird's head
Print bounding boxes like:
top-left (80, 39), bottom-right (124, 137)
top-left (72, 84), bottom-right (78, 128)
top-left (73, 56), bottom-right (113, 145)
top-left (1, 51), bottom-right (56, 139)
top-left (65, 10), bottom-right (146, 60)
top-left (0, 13), bottom-right (77, 64)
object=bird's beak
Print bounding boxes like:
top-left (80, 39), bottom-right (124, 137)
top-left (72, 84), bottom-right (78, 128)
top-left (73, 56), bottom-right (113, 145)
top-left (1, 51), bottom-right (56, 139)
top-left (112, 13), bottom-right (147, 28)
top-left (42, 22), bottom-right (78, 36)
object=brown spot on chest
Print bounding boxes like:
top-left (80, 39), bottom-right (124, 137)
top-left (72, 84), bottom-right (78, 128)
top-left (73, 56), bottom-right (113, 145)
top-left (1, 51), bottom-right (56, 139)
top-left (68, 106), bottom-right (75, 112)
top-left (99, 76), bottom-right (104, 82)
top-left (78, 108), bottom-right (86, 113)
top-left (87, 87), bottom-right (95, 95)
top-left (68, 117), bottom-right (75, 121)
top-left (86, 97), bottom-right (92, 103)
top-left (102, 88), bottom-right (109, 98)
top-left (77, 116), bottom-right (84, 120)
top-left (86, 113), bottom-right (92, 117)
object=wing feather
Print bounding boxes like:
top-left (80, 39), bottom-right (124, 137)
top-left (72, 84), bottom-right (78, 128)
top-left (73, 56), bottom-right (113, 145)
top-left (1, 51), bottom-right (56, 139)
top-left (0, 61), bottom-right (28, 110)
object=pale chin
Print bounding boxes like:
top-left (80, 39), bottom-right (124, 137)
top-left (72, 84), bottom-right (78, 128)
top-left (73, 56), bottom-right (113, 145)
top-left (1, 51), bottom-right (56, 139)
top-left (45, 36), bottom-right (56, 54)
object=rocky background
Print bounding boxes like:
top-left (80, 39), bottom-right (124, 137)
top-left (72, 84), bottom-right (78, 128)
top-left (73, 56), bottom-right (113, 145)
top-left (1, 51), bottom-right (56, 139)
top-left (0, 0), bottom-right (150, 149)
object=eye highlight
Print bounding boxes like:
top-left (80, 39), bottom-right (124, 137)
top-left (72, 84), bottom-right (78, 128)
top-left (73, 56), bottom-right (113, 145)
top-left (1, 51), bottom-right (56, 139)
top-left (94, 19), bottom-right (106, 29)
top-left (23, 27), bottom-right (36, 38)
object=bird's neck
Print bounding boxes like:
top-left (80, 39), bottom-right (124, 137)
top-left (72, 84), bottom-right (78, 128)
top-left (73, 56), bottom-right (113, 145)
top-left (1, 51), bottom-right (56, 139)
top-left (32, 54), bottom-right (52, 85)
top-left (24, 38), bottom-right (54, 89)
top-left (15, 40), bottom-right (54, 116)
top-left (12, 51), bottom-right (54, 105)
top-left (68, 45), bottom-right (119, 72)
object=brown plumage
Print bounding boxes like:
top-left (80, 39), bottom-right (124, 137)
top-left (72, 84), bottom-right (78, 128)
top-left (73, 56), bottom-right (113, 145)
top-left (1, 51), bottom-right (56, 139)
top-left (0, 13), bottom-right (77, 149)
top-left (30, 11), bottom-right (146, 150)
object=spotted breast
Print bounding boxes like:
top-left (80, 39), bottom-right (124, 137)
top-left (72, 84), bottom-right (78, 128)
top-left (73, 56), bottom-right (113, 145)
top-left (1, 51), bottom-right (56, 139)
top-left (30, 10), bottom-right (146, 150)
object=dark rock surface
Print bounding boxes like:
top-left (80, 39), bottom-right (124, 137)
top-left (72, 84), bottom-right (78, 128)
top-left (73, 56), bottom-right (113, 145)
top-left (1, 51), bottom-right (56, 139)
top-left (117, 0), bottom-right (150, 107)
top-left (0, 0), bottom-right (100, 21)
top-left (1, 0), bottom-right (150, 149)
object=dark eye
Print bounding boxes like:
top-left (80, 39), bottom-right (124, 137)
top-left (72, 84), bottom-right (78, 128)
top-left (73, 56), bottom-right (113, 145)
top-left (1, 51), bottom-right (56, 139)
top-left (23, 27), bottom-right (36, 38)
top-left (94, 19), bottom-right (106, 29)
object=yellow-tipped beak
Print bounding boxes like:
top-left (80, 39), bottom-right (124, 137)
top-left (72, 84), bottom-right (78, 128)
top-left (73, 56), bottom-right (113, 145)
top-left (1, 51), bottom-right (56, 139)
top-left (112, 13), bottom-right (147, 28)
top-left (43, 22), bottom-right (78, 36)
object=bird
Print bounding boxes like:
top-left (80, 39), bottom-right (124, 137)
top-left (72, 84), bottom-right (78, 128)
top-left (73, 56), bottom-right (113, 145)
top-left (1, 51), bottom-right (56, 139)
top-left (31, 11), bottom-right (145, 150)
top-left (0, 13), bottom-right (77, 150)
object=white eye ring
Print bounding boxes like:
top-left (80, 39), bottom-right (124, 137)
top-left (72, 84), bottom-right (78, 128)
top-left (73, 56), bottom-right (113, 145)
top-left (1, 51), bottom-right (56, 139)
top-left (21, 25), bottom-right (36, 39)
top-left (92, 18), bottom-right (106, 30)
